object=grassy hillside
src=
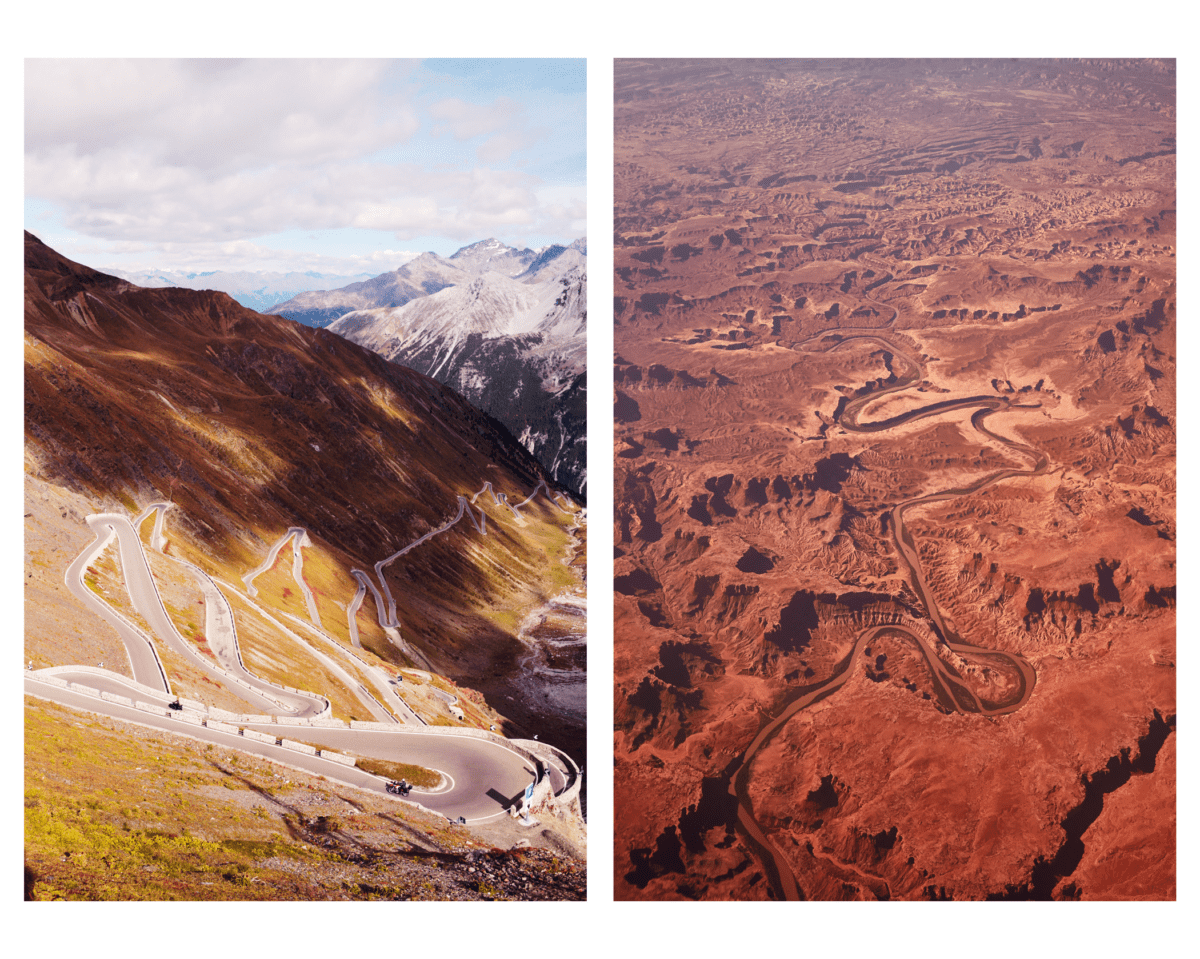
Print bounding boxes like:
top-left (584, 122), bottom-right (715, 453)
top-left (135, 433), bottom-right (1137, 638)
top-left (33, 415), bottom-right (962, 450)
top-left (24, 697), bottom-right (584, 901)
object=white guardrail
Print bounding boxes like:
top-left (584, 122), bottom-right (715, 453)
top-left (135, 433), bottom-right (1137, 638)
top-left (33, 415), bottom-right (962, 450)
top-left (49, 496), bottom-right (585, 811)
top-left (30, 668), bottom-right (582, 806)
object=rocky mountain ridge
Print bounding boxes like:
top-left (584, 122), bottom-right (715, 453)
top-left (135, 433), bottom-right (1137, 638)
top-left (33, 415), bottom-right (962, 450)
top-left (302, 237), bottom-right (588, 498)
top-left (265, 238), bottom-right (583, 327)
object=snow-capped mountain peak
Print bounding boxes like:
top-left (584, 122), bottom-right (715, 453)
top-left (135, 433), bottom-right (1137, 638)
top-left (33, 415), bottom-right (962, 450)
top-left (326, 236), bottom-right (587, 497)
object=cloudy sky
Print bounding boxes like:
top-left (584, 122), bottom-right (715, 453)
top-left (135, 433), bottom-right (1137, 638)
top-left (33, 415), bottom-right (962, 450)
top-left (24, 58), bottom-right (586, 275)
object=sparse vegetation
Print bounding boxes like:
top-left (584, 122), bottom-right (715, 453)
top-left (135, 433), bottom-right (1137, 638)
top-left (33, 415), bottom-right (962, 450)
top-left (24, 696), bottom-right (583, 901)
top-left (353, 758), bottom-right (441, 789)
top-left (223, 590), bottom-right (366, 721)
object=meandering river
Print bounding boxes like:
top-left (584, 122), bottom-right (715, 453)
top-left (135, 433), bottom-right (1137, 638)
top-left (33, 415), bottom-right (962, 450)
top-left (729, 320), bottom-right (1043, 900)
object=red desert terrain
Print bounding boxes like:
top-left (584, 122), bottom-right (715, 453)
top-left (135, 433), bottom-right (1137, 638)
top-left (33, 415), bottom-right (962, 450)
top-left (613, 58), bottom-right (1175, 901)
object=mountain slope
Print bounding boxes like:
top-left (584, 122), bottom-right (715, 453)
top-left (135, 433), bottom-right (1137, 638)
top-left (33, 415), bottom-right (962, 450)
top-left (265, 252), bottom-right (473, 328)
top-left (322, 239), bottom-right (588, 497)
top-left (331, 267), bottom-right (587, 497)
top-left (24, 231), bottom-right (585, 758)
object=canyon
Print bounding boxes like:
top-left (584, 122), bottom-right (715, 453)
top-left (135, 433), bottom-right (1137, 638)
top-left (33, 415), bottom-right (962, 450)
top-left (613, 58), bottom-right (1175, 901)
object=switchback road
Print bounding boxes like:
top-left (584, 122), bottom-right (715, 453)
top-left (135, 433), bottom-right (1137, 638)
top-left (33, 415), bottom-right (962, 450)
top-left (47, 483), bottom-right (584, 826)
top-left (24, 671), bottom-right (538, 823)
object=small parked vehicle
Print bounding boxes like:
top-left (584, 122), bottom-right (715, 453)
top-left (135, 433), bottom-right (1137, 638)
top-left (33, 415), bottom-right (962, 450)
top-left (168, 700), bottom-right (183, 711)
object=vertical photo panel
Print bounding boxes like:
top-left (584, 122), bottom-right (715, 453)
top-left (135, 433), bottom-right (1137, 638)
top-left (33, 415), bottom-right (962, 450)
top-left (613, 58), bottom-right (1175, 901)
top-left (24, 57), bottom-right (587, 901)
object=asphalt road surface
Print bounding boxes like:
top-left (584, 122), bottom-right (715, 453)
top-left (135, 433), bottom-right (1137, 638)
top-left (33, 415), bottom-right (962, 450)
top-left (67, 512), bottom-right (326, 718)
top-left (64, 515), bottom-right (171, 693)
top-left (25, 673), bottom-right (536, 823)
top-left (48, 489), bottom-right (583, 826)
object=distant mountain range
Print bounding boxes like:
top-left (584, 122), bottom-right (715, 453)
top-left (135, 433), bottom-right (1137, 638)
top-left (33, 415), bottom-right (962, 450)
top-left (274, 237), bottom-right (588, 499)
top-left (101, 267), bottom-right (374, 314)
top-left (264, 237), bottom-right (586, 328)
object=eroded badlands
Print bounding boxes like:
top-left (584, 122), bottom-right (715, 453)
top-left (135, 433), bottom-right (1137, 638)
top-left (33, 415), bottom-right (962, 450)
top-left (613, 58), bottom-right (1175, 901)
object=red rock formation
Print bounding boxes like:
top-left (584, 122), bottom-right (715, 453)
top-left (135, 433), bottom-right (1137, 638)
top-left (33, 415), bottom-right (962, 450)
top-left (613, 58), bottom-right (1175, 901)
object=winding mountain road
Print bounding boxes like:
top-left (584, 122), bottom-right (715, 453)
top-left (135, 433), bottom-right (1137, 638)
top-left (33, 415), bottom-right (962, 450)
top-left (243, 527), bottom-right (322, 627)
top-left (471, 481), bottom-right (522, 525)
top-left (349, 478), bottom-right (579, 654)
top-left (66, 508), bottom-right (326, 717)
top-left (45, 480), bottom-right (583, 824)
top-left (23, 671), bottom-right (538, 823)
top-left (357, 494), bottom-right (484, 635)
top-left (64, 514), bottom-right (172, 693)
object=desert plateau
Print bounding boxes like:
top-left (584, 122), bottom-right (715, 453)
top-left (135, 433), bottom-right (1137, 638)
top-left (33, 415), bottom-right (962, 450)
top-left (613, 58), bottom-right (1175, 901)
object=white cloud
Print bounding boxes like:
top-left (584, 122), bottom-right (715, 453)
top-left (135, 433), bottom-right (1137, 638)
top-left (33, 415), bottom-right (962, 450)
top-left (75, 233), bottom-right (422, 276)
top-left (478, 126), bottom-right (550, 164)
top-left (429, 96), bottom-right (553, 163)
top-left (26, 59), bottom-right (420, 174)
top-left (24, 59), bottom-right (583, 265)
top-left (28, 150), bottom-right (549, 244)
top-left (428, 96), bottom-right (523, 140)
